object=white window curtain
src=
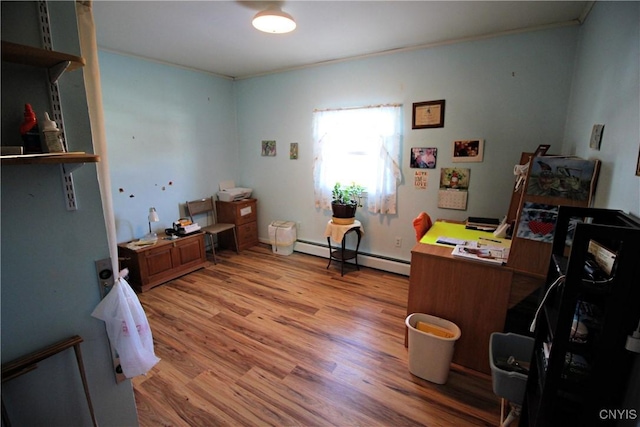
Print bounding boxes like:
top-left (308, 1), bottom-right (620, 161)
top-left (312, 104), bottom-right (402, 214)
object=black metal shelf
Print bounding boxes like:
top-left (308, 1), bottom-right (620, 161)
top-left (521, 207), bottom-right (640, 427)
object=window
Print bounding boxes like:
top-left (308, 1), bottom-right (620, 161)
top-left (312, 104), bottom-right (403, 214)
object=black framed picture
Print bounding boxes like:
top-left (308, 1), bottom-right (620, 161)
top-left (412, 100), bottom-right (445, 129)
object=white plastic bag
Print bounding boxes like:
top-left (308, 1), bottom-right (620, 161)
top-left (92, 273), bottom-right (160, 378)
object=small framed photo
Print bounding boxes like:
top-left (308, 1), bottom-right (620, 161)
top-left (412, 100), bottom-right (445, 129)
top-left (261, 140), bottom-right (276, 156)
top-left (410, 147), bottom-right (437, 169)
top-left (452, 139), bottom-right (484, 163)
top-left (290, 143), bottom-right (298, 159)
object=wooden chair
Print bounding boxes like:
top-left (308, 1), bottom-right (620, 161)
top-left (186, 197), bottom-right (239, 264)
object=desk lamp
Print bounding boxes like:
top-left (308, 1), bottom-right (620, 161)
top-left (138, 207), bottom-right (160, 244)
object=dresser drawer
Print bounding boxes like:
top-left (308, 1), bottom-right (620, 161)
top-left (217, 199), bottom-right (257, 225)
top-left (237, 221), bottom-right (258, 247)
top-left (234, 199), bottom-right (257, 225)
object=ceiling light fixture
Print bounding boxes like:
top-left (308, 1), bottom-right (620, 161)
top-left (252, 8), bottom-right (296, 34)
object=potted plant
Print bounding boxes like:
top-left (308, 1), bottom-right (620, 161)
top-left (331, 182), bottom-right (365, 223)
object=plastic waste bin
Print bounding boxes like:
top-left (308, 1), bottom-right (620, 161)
top-left (489, 332), bottom-right (534, 404)
top-left (268, 221), bottom-right (297, 255)
top-left (405, 313), bottom-right (461, 384)
top-left (489, 332), bottom-right (534, 427)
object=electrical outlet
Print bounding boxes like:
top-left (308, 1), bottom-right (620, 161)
top-left (395, 237), bottom-right (402, 247)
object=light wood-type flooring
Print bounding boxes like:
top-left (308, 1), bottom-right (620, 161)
top-left (133, 244), bottom-right (504, 426)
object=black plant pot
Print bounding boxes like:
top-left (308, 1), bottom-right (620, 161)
top-left (331, 202), bottom-right (357, 219)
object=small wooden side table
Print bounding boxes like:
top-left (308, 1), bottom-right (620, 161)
top-left (325, 220), bottom-right (364, 276)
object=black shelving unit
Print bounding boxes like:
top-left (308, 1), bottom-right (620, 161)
top-left (522, 207), bottom-right (640, 426)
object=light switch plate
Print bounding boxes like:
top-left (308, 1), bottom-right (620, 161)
top-left (95, 258), bottom-right (114, 297)
top-left (589, 124), bottom-right (604, 150)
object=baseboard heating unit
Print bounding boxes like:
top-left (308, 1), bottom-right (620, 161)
top-left (259, 238), bottom-right (410, 276)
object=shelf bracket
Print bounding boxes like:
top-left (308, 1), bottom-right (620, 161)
top-left (61, 164), bottom-right (78, 211)
top-left (48, 60), bottom-right (70, 84)
top-left (39, 0), bottom-right (68, 151)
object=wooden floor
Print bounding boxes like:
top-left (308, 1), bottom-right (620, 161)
top-left (133, 244), bottom-right (503, 426)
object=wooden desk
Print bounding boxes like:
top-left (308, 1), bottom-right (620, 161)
top-left (407, 222), bottom-right (514, 374)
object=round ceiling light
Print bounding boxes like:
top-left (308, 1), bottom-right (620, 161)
top-left (252, 9), bottom-right (296, 34)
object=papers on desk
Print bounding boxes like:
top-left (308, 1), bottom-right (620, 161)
top-left (451, 243), bottom-right (509, 265)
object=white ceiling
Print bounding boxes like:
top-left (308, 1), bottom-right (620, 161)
top-left (93, 1), bottom-right (591, 80)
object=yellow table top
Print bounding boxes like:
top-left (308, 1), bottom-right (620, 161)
top-left (420, 220), bottom-right (511, 248)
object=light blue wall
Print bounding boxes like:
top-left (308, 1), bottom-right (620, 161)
top-left (99, 26), bottom-right (580, 262)
top-left (99, 52), bottom-right (238, 243)
top-left (563, 1), bottom-right (640, 218)
top-left (1, 2), bottom-right (138, 426)
top-left (235, 27), bottom-right (579, 260)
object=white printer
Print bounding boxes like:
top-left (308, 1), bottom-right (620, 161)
top-left (216, 180), bottom-right (253, 202)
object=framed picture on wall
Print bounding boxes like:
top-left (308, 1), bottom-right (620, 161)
top-left (412, 100), bottom-right (445, 129)
top-left (410, 147), bottom-right (437, 168)
top-left (261, 140), bottom-right (276, 156)
top-left (452, 139), bottom-right (484, 162)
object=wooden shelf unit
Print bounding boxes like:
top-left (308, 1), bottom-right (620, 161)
top-left (2, 39), bottom-right (96, 208)
top-left (506, 153), bottom-right (600, 278)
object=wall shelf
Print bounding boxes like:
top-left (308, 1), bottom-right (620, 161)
top-left (1, 153), bottom-right (99, 210)
top-left (1, 40), bottom-right (85, 83)
top-left (2, 38), bottom-right (92, 210)
top-left (1, 152), bottom-right (99, 166)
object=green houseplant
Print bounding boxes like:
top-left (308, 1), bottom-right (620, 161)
top-left (331, 182), bottom-right (365, 222)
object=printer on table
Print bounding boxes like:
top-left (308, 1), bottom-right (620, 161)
top-left (216, 180), bottom-right (253, 202)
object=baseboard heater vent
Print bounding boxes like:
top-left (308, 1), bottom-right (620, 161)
top-left (259, 238), bottom-right (410, 276)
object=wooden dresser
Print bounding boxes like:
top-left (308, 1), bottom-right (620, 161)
top-left (216, 198), bottom-right (258, 251)
top-left (118, 232), bottom-right (207, 292)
